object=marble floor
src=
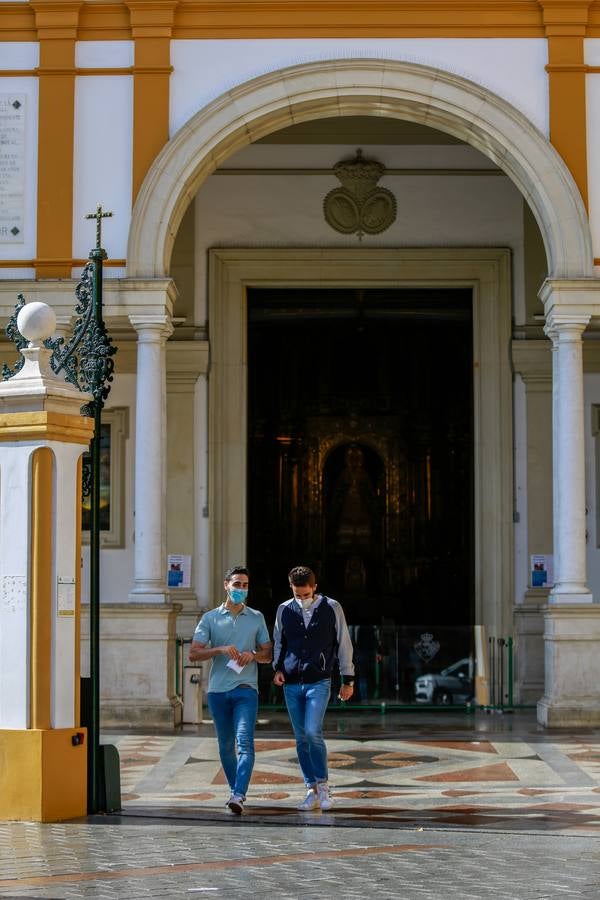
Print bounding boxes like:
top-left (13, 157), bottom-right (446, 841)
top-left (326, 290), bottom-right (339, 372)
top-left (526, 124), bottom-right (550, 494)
top-left (105, 712), bottom-right (600, 834)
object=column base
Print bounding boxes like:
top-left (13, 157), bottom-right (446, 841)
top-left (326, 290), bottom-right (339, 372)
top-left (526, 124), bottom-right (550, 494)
top-left (537, 698), bottom-right (600, 727)
top-left (128, 587), bottom-right (171, 604)
top-left (81, 602), bottom-right (182, 729)
top-left (0, 728), bottom-right (87, 822)
top-left (548, 588), bottom-right (593, 604)
top-left (100, 699), bottom-right (182, 728)
top-left (537, 603), bottom-right (600, 728)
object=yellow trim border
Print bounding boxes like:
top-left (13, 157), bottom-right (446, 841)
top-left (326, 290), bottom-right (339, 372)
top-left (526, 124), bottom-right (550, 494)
top-left (0, 412), bottom-right (94, 445)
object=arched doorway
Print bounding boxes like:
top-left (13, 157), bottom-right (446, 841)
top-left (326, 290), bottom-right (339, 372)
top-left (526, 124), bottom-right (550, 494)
top-left (125, 57), bottom-right (594, 708)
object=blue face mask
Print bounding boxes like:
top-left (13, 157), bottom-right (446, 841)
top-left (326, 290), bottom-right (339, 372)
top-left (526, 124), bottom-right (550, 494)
top-left (228, 587), bottom-right (248, 605)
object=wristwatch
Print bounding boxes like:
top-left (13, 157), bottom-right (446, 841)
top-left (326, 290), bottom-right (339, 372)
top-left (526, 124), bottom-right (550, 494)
top-left (342, 678), bottom-right (354, 686)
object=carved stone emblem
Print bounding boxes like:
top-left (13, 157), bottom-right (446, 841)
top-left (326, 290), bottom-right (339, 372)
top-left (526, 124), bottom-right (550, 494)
top-left (323, 149), bottom-right (397, 238)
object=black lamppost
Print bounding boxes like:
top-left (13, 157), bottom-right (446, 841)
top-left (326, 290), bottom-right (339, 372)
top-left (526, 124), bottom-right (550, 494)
top-left (58, 206), bottom-right (116, 813)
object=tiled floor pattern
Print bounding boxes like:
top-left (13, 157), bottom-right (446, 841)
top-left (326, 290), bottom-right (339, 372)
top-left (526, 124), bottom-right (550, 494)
top-left (5, 720), bottom-right (600, 897)
top-left (109, 730), bottom-right (600, 833)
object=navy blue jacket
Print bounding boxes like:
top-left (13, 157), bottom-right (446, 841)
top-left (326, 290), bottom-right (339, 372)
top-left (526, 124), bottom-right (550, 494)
top-left (273, 595), bottom-right (355, 684)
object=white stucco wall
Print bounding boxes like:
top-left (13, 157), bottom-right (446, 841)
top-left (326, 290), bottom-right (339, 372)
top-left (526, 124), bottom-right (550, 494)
top-left (170, 38), bottom-right (549, 138)
top-left (72, 74), bottom-right (133, 264)
top-left (75, 40), bottom-right (134, 69)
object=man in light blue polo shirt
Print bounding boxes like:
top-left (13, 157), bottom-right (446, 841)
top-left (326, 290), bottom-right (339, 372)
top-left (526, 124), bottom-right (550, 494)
top-left (189, 565), bottom-right (272, 814)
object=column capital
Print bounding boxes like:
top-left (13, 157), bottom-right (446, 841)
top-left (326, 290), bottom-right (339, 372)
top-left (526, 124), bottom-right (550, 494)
top-left (544, 312), bottom-right (591, 340)
top-left (129, 315), bottom-right (173, 342)
top-left (539, 278), bottom-right (600, 317)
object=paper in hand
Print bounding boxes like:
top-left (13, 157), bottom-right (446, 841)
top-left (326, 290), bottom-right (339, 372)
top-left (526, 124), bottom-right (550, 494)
top-left (226, 658), bottom-right (245, 674)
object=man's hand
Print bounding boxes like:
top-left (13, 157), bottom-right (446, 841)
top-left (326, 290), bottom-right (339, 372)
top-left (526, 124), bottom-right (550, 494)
top-left (273, 671), bottom-right (285, 686)
top-left (237, 650), bottom-right (255, 667)
top-left (338, 684), bottom-right (354, 702)
top-left (220, 645), bottom-right (241, 660)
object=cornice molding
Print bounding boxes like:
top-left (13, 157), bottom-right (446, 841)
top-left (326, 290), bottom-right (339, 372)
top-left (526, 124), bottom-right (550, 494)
top-left (0, 0), bottom-right (552, 41)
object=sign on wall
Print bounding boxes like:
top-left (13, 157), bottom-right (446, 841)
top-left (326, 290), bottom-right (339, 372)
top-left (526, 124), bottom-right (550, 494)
top-left (0, 95), bottom-right (26, 244)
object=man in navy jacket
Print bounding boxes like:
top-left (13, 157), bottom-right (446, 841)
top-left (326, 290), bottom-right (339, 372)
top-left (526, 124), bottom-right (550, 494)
top-left (273, 566), bottom-right (354, 811)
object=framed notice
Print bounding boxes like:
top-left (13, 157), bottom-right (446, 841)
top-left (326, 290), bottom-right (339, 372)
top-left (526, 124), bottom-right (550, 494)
top-left (82, 407), bottom-right (129, 548)
top-left (0, 95), bottom-right (26, 244)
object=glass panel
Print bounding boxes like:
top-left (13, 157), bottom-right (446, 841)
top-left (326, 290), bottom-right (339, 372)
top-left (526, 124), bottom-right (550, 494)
top-left (259, 624), bottom-right (475, 707)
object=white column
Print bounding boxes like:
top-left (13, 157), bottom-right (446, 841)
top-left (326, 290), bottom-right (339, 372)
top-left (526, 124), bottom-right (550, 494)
top-left (549, 326), bottom-right (560, 592)
top-left (129, 316), bottom-right (173, 603)
top-left (546, 315), bottom-right (592, 603)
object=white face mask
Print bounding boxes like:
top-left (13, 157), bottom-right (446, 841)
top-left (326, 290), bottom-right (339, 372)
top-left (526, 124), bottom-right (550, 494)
top-left (295, 594), bottom-right (315, 611)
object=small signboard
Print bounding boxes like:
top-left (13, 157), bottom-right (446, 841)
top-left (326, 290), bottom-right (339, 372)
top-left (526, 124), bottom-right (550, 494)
top-left (167, 554), bottom-right (191, 589)
top-left (57, 576), bottom-right (76, 617)
top-left (530, 554), bottom-right (554, 588)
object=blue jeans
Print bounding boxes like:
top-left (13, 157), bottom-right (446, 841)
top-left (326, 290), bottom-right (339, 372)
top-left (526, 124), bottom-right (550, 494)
top-left (207, 687), bottom-right (258, 799)
top-left (284, 679), bottom-right (331, 787)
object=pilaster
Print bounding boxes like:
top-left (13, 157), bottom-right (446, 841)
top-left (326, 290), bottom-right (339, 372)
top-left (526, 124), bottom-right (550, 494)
top-left (166, 352), bottom-right (208, 635)
top-left (129, 314), bottom-right (173, 603)
top-left (511, 340), bottom-right (553, 703)
top-left (32, 0), bottom-right (82, 278)
top-left (125, 0), bottom-right (177, 201)
top-left (540, 0), bottom-right (591, 207)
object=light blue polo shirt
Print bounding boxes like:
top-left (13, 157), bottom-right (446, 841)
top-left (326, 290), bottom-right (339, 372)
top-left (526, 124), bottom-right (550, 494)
top-left (193, 603), bottom-right (270, 693)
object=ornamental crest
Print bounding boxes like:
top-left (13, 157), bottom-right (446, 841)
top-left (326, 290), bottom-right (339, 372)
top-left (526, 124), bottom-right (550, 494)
top-left (414, 633), bottom-right (441, 663)
top-left (323, 149), bottom-right (397, 238)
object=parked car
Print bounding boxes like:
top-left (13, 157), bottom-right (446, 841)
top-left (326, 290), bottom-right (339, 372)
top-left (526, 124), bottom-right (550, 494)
top-left (414, 657), bottom-right (474, 705)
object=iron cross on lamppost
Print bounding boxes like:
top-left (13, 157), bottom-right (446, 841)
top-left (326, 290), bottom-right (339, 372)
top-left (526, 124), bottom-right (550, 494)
top-left (86, 204), bottom-right (113, 251)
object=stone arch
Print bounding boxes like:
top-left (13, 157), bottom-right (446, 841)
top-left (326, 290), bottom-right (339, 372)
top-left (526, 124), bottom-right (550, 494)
top-left (127, 58), bottom-right (593, 279)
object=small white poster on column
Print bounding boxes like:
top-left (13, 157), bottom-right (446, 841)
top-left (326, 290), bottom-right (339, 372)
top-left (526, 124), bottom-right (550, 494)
top-left (57, 577), bottom-right (76, 616)
top-left (167, 554), bottom-right (191, 589)
top-left (530, 554), bottom-right (554, 588)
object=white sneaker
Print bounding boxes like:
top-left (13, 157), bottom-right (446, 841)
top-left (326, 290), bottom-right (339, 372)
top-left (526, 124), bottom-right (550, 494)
top-left (297, 788), bottom-right (320, 811)
top-left (317, 782), bottom-right (333, 811)
top-left (227, 793), bottom-right (244, 815)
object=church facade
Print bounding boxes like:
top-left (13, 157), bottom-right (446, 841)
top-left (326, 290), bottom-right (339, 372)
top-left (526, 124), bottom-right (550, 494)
top-left (2, 0), bottom-right (600, 726)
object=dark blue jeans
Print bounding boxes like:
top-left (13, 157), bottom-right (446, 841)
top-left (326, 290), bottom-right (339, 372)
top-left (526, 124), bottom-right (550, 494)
top-left (207, 687), bottom-right (258, 799)
top-left (283, 679), bottom-right (331, 787)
